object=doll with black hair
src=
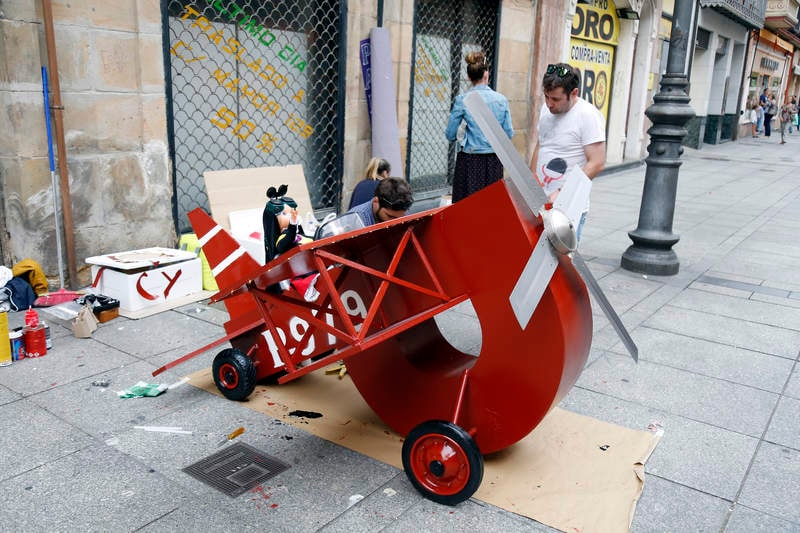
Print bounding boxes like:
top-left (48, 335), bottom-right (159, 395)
top-left (262, 184), bottom-right (312, 262)
top-left (262, 184), bottom-right (319, 300)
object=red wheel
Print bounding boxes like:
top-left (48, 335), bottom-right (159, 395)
top-left (402, 420), bottom-right (483, 505)
top-left (212, 348), bottom-right (256, 401)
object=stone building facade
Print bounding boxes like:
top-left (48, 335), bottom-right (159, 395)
top-left (1, 0), bottom-right (171, 285)
top-left (12, 1), bottom-right (754, 288)
top-left (1, 0), bottom-right (541, 287)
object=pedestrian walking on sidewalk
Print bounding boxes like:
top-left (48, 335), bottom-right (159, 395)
top-left (779, 104), bottom-right (791, 144)
top-left (764, 95), bottom-right (777, 137)
top-left (756, 102), bottom-right (765, 135)
top-left (749, 103), bottom-right (759, 138)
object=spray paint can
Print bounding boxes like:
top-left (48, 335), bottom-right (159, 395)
top-left (9, 330), bottom-right (24, 361)
top-left (42, 321), bottom-right (52, 350)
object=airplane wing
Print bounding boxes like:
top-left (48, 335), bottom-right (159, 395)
top-left (188, 207), bottom-right (445, 303)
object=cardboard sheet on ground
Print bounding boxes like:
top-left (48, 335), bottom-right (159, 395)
top-left (203, 164), bottom-right (313, 232)
top-left (188, 368), bottom-right (659, 533)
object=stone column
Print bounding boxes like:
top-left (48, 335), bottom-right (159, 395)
top-left (621, 0), bottom-right (695, 276)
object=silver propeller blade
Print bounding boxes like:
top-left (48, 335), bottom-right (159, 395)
top-left (463, 90), bottom-right (638, 362)
top-left (463, 92), bottom-right (548, 213)
top-left (509, 232), bottom-right (560, 328)
top-left (509, 166), bottom-right (589, 329)
top-left (570, 252), bottom-right (639, 361)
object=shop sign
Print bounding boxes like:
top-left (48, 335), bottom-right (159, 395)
top-left (571, 1), bottom-right (619, 45)
top-left (570, 1), bottom-right (618, 121)
top-left (569, 39), bottom-right (614, 120)
top-left (760, 56), bottom-right (780, 71)
top-left (754, 49), bottom-right (784, 73)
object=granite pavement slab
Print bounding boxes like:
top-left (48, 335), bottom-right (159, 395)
top-left (764, 396), bottom-right (800, 449)
top-left (91, 311), bottom-right (226, 358)
top-left (575, 353), bottom-right (778, 437)
top-left (725, 504), bottom-right (800, 533)
top-left (785, 367), bottom-right (800, 399)
top-left (0, 383), bottom-right (21, 406)
top-left (27, 359), bottom-right (211, 437)
top-left (629, 475), bottom-right (731, 533)
top-left (0, 399), bottom-right (95, 481)
top-left (737, 442), bottom-right (800, 524)
top-left (644, 306), bottom-right (800, 359)
top-left (607, 326), bottom-right (794, 393)
top-left (0, 334), bottom-right (138, 396)
top-left (0, 443), bottom-right (190, 531)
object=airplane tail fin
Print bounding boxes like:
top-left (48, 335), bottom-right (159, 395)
top-left (187, 208), bottom-right (262, 291)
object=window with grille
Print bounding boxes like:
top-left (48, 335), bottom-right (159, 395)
top-left (163, 0), bottom-right (345, 232)
top-left (407, 0), bottom-right (500, 198)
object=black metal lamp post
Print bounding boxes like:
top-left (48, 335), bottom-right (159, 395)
top-left (621, 0), bottom-right (696, 275)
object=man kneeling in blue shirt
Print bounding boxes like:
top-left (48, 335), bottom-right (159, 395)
top-left (346, 177), bottom-right (414, 226)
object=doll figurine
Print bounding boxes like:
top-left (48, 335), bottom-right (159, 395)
top-left (262, 184), bottom-right (319, 300)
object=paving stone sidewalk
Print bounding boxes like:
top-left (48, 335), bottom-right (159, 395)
top-left (0, 132), bottom-right (798, 532)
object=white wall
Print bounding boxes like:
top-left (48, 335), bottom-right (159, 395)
top-left (690, 7), bottom-right (749, 117)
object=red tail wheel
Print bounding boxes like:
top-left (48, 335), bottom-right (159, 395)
top-left (401, 420), bottom-right (483, 505)
top-left (212, 348), bottom-right (256, 401)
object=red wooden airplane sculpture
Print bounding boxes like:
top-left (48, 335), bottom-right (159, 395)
top-left (154, 93), bottom-right (637, 505)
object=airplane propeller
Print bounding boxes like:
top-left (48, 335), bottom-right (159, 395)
top-left (463, 92), bottom-right (638, 362)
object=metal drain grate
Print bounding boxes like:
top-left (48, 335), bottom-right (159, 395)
top-left (182, 442), bottom-right (290, 497)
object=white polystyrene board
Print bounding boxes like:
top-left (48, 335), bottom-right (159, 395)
top-left (235, 236), bottom-right (266, 265)
top-left (229, 208), bottom-right (263, 239)
top-left (203, 164), bottom-right (313, 231)
top-left (85, 247), bottom-right (198, 270)
top-left (90, 258), bottom-right (202, 313)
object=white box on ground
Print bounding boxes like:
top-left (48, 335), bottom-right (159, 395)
top-left (229, 208), bottom-right (266, 264)
top-left (85, 247), bottom-right (202, 313)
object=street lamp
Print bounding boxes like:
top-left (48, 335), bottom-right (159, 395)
top-left (621, 0), bottom-right (695, 275)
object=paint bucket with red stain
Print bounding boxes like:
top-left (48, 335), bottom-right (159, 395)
top-left (23, 324), bottom-right (47, 357)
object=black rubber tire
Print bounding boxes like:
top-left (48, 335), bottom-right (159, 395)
top-left (401, 420), bottom-right (483, 506)
top-left (212, 348), bottom-right (257, 401)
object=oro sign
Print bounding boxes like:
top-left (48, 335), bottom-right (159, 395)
top-left (570, 0), bottom-right (619, 121)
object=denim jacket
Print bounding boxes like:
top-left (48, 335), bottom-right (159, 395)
top-left (445, 84), bottom-right (513, 154)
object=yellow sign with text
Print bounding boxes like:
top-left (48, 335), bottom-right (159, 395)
top-left (571, 1), bottom-right (619, 46)
top-left (570, 1), bottom-right (618, 121)
top-left (569, 39), bottom-right (614, 121)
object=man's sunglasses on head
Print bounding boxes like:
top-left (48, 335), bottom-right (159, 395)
top-left (547, 64), bottom-right (571, 78)
top-left (378, 196), bottom-right (413, 212)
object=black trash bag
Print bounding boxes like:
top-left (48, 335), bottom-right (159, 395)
top-left (73, 294), bottom-right (120, 312)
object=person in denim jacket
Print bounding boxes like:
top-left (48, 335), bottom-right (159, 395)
top-left (445, 51), bottom-right (513, 202)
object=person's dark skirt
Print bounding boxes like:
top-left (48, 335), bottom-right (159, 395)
top-left (452, 152), bottom-right (504, 202)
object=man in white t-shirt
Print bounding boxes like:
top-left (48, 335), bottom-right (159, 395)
top-left (530, 63), bottom-right (606, 205)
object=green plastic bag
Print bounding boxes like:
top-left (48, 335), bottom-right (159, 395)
top-left (118, 381), bottom-right (168, 398)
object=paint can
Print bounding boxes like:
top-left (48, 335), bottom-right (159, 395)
top-left (42, 321), bottom-right (52, 350)
top-left (23, 324), bottom-right (47, 358)
top-left (0, 312), bottom-right (11, 367)
top-left (9, 330), bottom-right (24, 361)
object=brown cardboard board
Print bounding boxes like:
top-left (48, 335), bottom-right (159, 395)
top-left (187, 367), bottom-right (660, 532)
top-left (203, 164), bottom-right (313, 231)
